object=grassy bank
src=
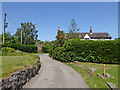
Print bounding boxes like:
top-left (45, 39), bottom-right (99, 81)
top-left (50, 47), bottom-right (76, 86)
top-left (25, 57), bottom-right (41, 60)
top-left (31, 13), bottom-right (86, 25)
top-left (66, 62), bottom-right (118, 88)
top-left (1, 54), bottom-right (40, 79)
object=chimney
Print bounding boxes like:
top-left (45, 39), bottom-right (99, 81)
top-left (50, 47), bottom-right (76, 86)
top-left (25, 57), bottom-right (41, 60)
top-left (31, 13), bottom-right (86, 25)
top-left (90, 27), bottom-right (92, 34)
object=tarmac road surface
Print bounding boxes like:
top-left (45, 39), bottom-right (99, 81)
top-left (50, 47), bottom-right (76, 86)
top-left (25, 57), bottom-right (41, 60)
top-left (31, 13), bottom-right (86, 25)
top-left (23, 54), bottom-right (89, 88)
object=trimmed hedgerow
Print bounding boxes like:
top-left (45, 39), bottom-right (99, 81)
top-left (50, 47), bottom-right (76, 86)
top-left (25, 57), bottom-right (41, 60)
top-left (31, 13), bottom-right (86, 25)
top-left (52, 47), bottom-right (76, 62)
top-left (42, 46), bottom-right (49, 53)
top-left (3, 43), bottom-right (38, 53)
top-left (50, 39), bottom-right (119, 64)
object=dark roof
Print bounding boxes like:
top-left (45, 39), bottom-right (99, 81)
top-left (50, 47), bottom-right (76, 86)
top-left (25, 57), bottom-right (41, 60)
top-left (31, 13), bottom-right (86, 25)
top-left (65, 32), bottom-right (112, 39)
top-left (36, 44), bottom-right (45, 47)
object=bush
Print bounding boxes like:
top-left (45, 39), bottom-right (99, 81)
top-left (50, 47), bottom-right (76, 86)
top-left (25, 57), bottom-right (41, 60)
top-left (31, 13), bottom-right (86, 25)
top-left (49, 46), bottom-right (53, 57)
top-left (52, 47), bottom-right (76, 62)
top-left (3, 43), bottom-right (38, 53)
top-left (2, 47), bottom-right (15, 55)
top-left (60, 51), bottom-right (76, 62)
top-left (42, 46), bottom-right (49, 53)
top-left (52, 47), bottom-right (65, 60)
top-left (2, 47), bottom-right (29, 56)
top-left (50, 39), bottom-right (119, 64)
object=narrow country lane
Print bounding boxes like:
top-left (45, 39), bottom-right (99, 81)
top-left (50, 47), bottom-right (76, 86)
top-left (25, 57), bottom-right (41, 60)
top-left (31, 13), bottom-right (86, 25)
top-left (23, 54), bottom-right (89, 88)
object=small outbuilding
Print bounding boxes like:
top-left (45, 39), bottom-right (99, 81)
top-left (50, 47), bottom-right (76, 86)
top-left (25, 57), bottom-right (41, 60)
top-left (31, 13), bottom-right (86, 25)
top-left (35, 41), bottom-right (45, 52)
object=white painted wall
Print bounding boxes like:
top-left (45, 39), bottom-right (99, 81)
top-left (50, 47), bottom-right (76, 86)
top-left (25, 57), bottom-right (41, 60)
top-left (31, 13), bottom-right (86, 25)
top-left (80, 39), bottom-right (111, 41)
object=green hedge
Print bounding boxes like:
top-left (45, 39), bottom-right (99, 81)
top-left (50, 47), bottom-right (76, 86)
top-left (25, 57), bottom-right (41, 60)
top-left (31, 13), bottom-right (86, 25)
top-left (50, 39), bottom-right (119, 64)
top-left (42, 46), bottom-right (49, 53)
top-left (52, 47), bottom-right (76, 62)
top-left (1, 47), bottom-right (29, 56)
top-left (3, 43), bottom-right (38, 53)
top-left (2, 47), bottom-right (15, 55)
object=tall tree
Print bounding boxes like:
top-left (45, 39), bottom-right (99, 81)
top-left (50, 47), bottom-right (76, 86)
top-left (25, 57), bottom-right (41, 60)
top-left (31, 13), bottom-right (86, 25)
top-left (56, 29), bottom-right (65, 47)
top-left (68, 19), bottom-right (80, 38)
top-left (1, 32), bottom-right (16, 45)
top-left (15, 22), bottom-right (38, 45)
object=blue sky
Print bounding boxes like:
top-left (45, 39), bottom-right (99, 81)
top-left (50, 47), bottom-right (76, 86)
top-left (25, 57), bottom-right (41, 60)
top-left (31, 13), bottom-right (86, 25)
top-left (2, 2), bottom-right (118, 41)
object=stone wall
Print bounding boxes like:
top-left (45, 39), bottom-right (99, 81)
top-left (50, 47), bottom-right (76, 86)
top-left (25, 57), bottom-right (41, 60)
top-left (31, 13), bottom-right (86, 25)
top-left (0, 60), bottom-right (41, 90)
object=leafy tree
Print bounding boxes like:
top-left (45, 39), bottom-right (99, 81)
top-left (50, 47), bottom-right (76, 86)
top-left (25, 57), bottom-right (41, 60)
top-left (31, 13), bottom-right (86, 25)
top-left (44, 41), bottom-right (48, 47)
top-left (1, 32), bottom-right (16, 45)
top-left (44, 41), bottom-right (51, 47)
top-left (35, 39), bottom-right (44, 44)
top-left (15, 22), bottom-right (38, 45)
top-left (56, 30), bottom-right (65, 47)
top-left (68, 19), bottom-right (80, 38)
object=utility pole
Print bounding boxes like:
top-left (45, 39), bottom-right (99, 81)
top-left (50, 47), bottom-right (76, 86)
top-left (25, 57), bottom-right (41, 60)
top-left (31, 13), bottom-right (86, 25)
top-left (3, 12), bottom-right (6, 45)
top-left (21, 29), bottom-right (22, 45)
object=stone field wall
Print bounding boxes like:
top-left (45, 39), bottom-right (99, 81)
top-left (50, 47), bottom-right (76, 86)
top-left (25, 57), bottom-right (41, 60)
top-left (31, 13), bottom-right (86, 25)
top-left (0, 60), bottom-right (41, 90)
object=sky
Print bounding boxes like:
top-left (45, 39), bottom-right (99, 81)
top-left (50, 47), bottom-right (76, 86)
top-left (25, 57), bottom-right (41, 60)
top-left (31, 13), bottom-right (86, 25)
top-left (2, 2), bottom-right (118, 41)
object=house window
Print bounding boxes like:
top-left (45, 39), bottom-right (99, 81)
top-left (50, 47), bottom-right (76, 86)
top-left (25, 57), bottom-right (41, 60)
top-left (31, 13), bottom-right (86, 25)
top-left (84, 34), bottom-right (90, 40)
top-left (85, 38), bottom-right (89, 40)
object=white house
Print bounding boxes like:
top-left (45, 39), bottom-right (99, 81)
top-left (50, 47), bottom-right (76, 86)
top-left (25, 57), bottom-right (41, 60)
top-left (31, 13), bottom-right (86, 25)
top-left (65, 27), bottom-right (112, 40)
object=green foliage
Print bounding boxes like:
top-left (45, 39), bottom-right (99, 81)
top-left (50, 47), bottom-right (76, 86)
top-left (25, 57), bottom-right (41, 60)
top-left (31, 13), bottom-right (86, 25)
top-left (41, 41), bottom-right (51, 53)
top-left (1, 32), bottom-right (17, 45)
top-left (50, 39), bottom-right (119, 64)
top-left (52, 47), bottom-right (65, 60)
top-left (2, 47), bottom-right (15, 55)
top-left (67, 19), bottom-right (80, 39)
top-left (49, 40), bottom-right (60, 57)
top-left (60, 51), bottom-right (76, 62)
top-left (49, 46), bottom-right (53, 57)
top-left (3, 43), bottom-right (38, 53)
top-left (15, 22), bottom-right (38, 45)
top-left (32, 54), bottom-right (40, 60)
top-left (68, 19), bottom-right (80, 33)
top-left (56, 29), bottom-right (65, 47)
top-left (42, 46), bottom-right (49, 53)
top-left (52, 47), bottom-right (76, 62)
top-left (35, 40), bottom-right (44, 44)
top-left (2, 47), bottom-right (29, 56)
top-left (44, 41), bottom-right (48, 47)
top-left (1, 22), bottom-right (38, 45)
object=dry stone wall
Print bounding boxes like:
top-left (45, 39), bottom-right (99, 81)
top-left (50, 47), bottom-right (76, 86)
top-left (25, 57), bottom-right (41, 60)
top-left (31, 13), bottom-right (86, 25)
top-left (1, 60), bottom-right (41, 90)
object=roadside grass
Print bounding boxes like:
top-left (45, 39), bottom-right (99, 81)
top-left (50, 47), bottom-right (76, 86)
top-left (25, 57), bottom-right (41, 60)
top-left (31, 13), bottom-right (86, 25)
top-left (1, 54), bottom-right (40, 79)
top-left (66, 62), bottom-right (118, 88)
top-left (2, 50), bottom-right (29, 56)
top-left (0, 50), bottom-right (1, 56)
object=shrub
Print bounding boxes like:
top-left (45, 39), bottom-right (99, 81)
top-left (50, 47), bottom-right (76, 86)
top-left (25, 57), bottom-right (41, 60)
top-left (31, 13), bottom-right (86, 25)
top-left (50, 39), bottom-right (119, 64)
top-left (49, 46), bottom-right (53, 57)
top-left (52, 47), bottom-right (76, 62)
top-left (2, 47), bottom-right (15, 55)
top-left (59, 51), bottom-right (76, 62)
top-left (74, 57), bottom-right (82, 61)
top-left (3, 43), bottom-right (38, 53)
top-left (52, 47), bottom-right (65, 60)
top-left (2, 47), bottom-right (29, 56)
top-left (42, 46), bottom-right (49, 53)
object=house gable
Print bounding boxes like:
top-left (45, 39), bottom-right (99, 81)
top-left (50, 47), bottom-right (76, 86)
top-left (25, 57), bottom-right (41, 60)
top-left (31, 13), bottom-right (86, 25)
top-left (65, 27), bottom-right (112, 40)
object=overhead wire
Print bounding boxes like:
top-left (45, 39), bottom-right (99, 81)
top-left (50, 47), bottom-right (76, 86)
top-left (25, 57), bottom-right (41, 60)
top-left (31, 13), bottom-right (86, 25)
top-left (6, 14), bottom-right (20, 28)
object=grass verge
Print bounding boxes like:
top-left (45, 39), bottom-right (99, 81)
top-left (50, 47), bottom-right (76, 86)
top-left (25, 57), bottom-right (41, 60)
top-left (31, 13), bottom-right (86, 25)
top-left (1, 54), bottom-right (40, 79)
top-left (66, 62), bottom-right (118, 88)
